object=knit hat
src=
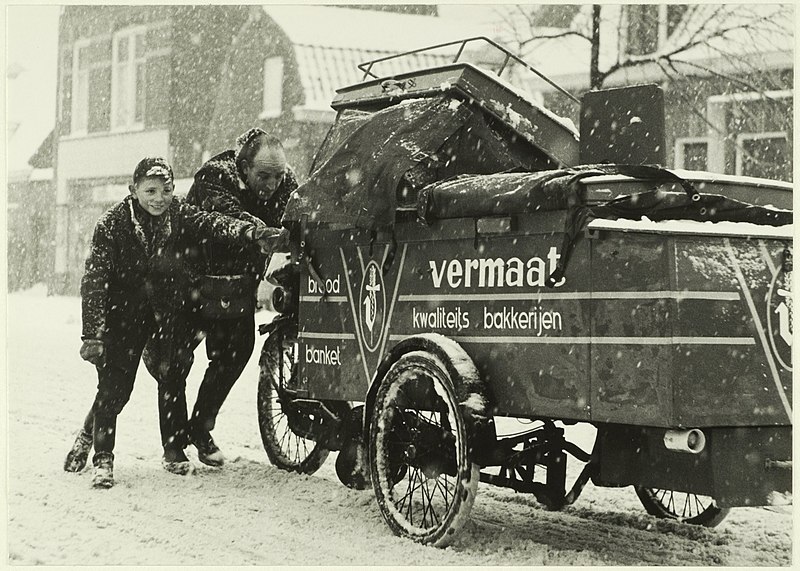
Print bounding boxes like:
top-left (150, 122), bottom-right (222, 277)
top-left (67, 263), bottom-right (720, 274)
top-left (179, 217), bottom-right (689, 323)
top-left (133, 156), bottom-right (174, 185)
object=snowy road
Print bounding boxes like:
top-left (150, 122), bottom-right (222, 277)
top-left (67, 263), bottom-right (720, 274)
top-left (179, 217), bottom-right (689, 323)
top-left (6, 289), bottom-right (792, 565)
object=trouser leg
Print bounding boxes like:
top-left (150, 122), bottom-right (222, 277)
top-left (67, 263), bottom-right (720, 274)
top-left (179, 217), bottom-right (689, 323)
top-left (90, 309), bottom-right (153, 456)
top-left (190, 313), bottom-right (255, 435)
top-left (81, 404), bottom-right (95, 435)
top-left (144, 312), bottom-right (203, 451)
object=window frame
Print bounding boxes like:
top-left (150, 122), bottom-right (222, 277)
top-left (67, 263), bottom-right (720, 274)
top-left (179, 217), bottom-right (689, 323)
top-left (260, 55), bottom-right (284, 119)
top-left (734, 131), bottom-right (789, 178)
top-left (674, 136), bottom-right (710, 170)
top-left (111, 25), bottom-right (148, 132)
top-left (70, 38), bottom-right (92, 135)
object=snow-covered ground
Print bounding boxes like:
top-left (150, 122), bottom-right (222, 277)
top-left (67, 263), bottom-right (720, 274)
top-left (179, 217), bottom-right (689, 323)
top-left (6, 287), bottom-right (793, 565)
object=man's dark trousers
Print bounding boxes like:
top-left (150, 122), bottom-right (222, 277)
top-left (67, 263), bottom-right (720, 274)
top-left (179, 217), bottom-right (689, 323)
top-left (148, 310), bottom-right (256, 440)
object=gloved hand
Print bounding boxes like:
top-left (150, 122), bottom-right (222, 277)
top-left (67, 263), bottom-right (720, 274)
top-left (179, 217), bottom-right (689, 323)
top-left (80, 339), bottom-right (105, 367)
top-left (255, 226), bottom-right (290, 255)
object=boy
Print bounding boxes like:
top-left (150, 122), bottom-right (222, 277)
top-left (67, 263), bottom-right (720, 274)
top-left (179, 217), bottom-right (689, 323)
top-left (63, 157), bottom-right (279, 488)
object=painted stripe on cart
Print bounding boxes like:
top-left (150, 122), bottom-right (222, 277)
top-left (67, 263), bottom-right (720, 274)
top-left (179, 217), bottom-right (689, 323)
top-left (298, 332), bottom-right (356, 340)
top-left (388, 335), bottom-right (755, 345)
top-left (299, 295), bottom-right (348, 303)
top-left (397, 291), bottom-right (740, 302)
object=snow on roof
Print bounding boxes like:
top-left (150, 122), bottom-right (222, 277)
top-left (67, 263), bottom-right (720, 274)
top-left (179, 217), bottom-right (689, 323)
top-left (262, 5), bottom-right (488, 52)
top-left (293, 45), bottom-right (453, 110)
top-left (262, 5), bottom-right (495, 109)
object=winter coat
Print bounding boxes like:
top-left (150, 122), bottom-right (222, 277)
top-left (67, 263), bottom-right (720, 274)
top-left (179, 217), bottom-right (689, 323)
top-left (81, 195), bottom-right (259, 341)
top-left (185, 149), bottom-right (297, 279)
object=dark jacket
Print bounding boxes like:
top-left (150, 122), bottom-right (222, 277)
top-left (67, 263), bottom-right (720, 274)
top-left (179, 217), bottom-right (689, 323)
top-left (81, 195), bottom-right (258, 341)
top-left (185, 149), bottom-right (297, 278)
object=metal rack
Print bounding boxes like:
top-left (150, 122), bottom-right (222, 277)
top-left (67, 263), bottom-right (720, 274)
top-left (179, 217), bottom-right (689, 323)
top-left (357, 36), bottom-right (579, 104)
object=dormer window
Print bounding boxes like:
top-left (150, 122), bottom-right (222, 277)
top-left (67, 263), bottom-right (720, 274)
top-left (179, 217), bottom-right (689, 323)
top-left (111, 26), bottom-right (147, 131)
top-left (261, 56), bottom-right (284, 118)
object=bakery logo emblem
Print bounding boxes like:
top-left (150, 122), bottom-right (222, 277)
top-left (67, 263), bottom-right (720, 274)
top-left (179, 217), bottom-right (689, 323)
top-left (359, 261), bottom-right (386, 353)
top-left (767, 265), bottom-right (792, 371)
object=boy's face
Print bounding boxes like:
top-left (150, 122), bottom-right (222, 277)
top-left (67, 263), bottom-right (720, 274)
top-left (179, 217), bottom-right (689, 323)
top-left (130, 176), bottom-right (174, 216)
top-left (242, 146), bottom-right (286, 200)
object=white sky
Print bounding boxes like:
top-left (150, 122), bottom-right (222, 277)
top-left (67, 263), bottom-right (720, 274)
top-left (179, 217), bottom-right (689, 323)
top-left (6, 4), bottom-right (61, 173)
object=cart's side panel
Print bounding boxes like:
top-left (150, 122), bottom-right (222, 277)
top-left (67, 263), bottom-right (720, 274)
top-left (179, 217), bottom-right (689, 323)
top-left (672, 236), bottom-right (793, 426)
top-left (588, 233), bottom-right (674, 426)
top-left (390, 216), bottom-right (593, 420)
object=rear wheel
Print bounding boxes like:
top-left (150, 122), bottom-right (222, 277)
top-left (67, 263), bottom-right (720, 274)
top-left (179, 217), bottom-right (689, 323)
top-left (257, 324), bottom-right (329, 474)
top-left (635, 487), bottom-right (730, 527)
top-left (369, 351), bottom-right (479, 547)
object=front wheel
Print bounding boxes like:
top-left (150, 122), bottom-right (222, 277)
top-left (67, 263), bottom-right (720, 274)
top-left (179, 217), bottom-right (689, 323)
top-left (257, 323), bottom-right (329, 474)
top-left (369, 351), bottom-right (479, 547)
top-left (634, 487), bottom-right (730, 527)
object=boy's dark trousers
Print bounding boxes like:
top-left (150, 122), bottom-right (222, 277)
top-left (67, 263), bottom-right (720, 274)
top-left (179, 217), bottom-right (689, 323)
top-left (144, 309), bottom-right (255, 442)
top-left (80, 304), bottom-right (156, 455)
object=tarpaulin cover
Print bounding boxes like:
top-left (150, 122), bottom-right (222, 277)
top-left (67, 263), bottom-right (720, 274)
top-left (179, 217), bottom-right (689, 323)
top-left (283, 97), bottom-right (475, 229)
top-left (282, 95), bottom-right (553, 229)
top-left (419, 166), bottom-right (792, 226)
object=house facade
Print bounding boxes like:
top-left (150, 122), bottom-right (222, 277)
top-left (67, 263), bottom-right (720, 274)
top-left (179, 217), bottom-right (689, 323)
top-left (508, 4), bottom-right (793, 183)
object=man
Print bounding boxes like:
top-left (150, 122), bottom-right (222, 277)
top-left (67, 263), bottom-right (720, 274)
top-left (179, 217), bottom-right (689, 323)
top-left (145, 128), bottom-right (296, 468)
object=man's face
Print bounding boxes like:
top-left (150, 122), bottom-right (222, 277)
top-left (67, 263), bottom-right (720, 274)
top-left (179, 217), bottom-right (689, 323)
top-left (130, 176), bottom-right (174, 216)
top-left (243, 146), bottom-right (286, 199)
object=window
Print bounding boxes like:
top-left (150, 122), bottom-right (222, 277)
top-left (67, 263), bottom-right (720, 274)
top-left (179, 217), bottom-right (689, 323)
top-left (626, 5), bottom-right (659, 56)
top-left (71, 40), bottom-right (91, 134)
top-left (735, 132), bottom-right (789, 181)
top-left (675, 138), bottom-right (709, 171)
top-left (626, 4), bottom-right (689, 56)
top-left (261, 56), bottom-right (284, 118)
top-left (112, 27), bottom-right (147, 130)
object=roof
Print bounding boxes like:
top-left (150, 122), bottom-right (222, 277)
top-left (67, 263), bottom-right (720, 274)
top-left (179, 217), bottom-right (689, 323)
top-left (293, 45), bottom-right (453, 110)
top-left (262, 5), bottom-right (494, 110)
top-left (263, 6), bottom-right (487, 52)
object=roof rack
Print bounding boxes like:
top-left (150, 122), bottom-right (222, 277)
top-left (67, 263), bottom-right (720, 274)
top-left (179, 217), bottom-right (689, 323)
top-left (357, 36), bottom-right (579, 104)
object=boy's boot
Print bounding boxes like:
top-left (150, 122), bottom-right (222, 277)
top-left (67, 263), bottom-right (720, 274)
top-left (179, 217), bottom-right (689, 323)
top-left (64, 428), bottom-right (93, 473)
top-left (162, 446), bottom-right (195, 476)
top-left (91, 452), bottom-right (115, 488)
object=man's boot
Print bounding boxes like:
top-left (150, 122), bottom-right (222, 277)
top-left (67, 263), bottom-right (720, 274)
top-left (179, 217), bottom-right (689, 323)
top-left (190, 430), bottom-right (225, 467)
top-left (91, 452), bottom-right (114, 488)
top-left (64, 428), bottom-right (93, 473)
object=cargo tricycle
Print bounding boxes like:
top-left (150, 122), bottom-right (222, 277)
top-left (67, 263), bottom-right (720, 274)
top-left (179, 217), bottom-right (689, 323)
top-left (256, 38), bottom-right (792, 546)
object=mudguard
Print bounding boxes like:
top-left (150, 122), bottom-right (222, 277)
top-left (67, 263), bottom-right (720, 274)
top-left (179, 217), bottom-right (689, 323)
top-left (363, 333), bottom-right (496, 463)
